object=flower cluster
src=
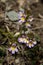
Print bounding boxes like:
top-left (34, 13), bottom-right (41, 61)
top-left (7, 8), bottom-right (38, 55)
top-left (18, 37), bottom-right (37, 48)
top-left (18, 9), bottom-right (34, 29)
top-left (18, 37), bottom-right (29, 44)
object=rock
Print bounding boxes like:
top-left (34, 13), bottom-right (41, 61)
top-left (6, 11), bottom-right (19, 21)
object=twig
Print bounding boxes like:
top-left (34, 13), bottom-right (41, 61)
top-left (34, 18), bottom-right (43, 21)
top-left (38, 14), bottom-right (43, 19)
top-left (32, 25), bottom-right (43, 30)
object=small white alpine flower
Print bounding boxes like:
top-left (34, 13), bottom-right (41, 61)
top-left (26, 40), bottom-right (37, 48)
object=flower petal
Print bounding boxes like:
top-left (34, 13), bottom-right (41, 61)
top-left (33, 41), bottom-right (37, 45)
top-left (12, 50), bottom-right (15, 54)
top-left (15, 48), bottom-right (18, 52)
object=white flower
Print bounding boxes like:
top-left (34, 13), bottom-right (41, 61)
top-left (26, 40), bottom-right (37, 48)
top-left (26, 42), bottom-right (34, 48)
top-left (18, 11), bottom-right (26, 23)
top-left (18, 38), bottom-right (23, 43)
top-left (28, 43), bottom-right (34, 48)
top-left (18, 17), bottom-right (25, 23)
top-left (18, 37), bottom-right (29, 44)
top-left (8, 46), bottom-right (18, 54)
top-left (11, 48), bottom-right (18, 54)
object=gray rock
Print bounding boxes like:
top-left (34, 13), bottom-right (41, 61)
top-left (6, 11), bottom-right (19, 21)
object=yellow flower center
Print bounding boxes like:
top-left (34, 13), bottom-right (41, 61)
top-left (11, 47), bottom-right (16, 51)
top-left (21, 17), bottom-right (25, 21)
